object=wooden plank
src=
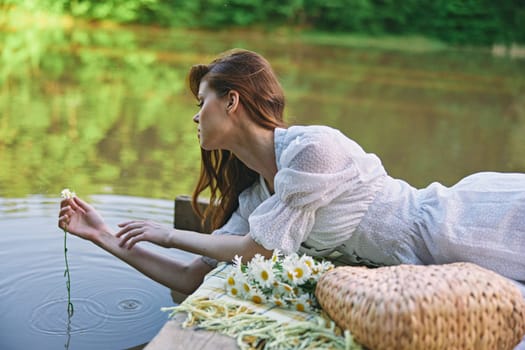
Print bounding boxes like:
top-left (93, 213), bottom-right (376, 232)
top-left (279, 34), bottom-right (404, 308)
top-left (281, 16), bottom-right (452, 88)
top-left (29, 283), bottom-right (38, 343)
top-left (173, 195), bottom-right (211, 233)
top-left (144, 313), bottom-right (239, 350)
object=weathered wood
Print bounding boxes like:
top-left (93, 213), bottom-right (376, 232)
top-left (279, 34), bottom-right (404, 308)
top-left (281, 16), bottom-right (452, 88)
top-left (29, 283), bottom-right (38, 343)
top-left (173, 195), bottom-right (211, 233)
top-left (144, 313), bottom-right (238, 350)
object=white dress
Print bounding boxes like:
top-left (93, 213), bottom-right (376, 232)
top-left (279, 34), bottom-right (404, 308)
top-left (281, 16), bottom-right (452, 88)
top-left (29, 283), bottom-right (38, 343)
top-left (206, 125), bottom-right (525, 290)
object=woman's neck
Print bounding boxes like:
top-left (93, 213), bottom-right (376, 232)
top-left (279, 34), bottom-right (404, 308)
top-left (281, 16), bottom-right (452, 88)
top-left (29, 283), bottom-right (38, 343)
top-left (229, 126), bottom-right (277, 193)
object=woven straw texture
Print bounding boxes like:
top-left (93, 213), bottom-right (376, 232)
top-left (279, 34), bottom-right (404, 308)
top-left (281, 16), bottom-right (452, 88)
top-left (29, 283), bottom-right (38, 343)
top-left (315, 262), bottom-right (525, 350)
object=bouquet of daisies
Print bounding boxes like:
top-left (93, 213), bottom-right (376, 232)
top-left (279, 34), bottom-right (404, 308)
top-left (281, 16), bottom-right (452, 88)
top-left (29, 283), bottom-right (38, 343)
top-left (225, 250), bottom-right (334, 313)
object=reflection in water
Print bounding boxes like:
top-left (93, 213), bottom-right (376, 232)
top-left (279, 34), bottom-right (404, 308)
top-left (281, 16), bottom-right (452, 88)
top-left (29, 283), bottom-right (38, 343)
top-left (65, 312), bottom-right (72, 350)
top-left (0, 25), bottom-right (524, 200)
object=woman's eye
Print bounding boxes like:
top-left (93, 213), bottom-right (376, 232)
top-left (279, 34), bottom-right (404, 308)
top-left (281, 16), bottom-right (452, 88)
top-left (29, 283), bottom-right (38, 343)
top-left (196, 101), bottom-right (203, 108)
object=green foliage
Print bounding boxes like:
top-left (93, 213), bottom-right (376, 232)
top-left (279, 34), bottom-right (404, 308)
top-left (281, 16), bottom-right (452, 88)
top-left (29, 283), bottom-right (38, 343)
top-left (3, 0), bottom-right (524, 45)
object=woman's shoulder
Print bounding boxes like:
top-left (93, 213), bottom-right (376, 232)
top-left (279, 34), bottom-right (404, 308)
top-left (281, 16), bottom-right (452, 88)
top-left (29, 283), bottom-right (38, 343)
top-left (275, 125), bottom-right (346, 155)
top-left (278, 124), bottom-right (343, 142)
top-left (275, 125), bottom-right (359, 168)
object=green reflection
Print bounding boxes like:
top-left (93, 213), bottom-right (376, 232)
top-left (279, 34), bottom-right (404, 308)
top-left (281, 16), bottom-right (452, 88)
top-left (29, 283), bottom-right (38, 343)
top-left (0, 24), bottom-right (524, 200)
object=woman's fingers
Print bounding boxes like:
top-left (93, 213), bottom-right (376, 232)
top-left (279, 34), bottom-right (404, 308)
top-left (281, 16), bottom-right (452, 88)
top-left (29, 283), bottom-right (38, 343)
top-left (116, 221), bottom-right (144, 237)
top-left (72, 197), bottom-right (89, 214)
top-left (118, 226), bottom-right (145, 248)
top-left (118, 221), bottom-right (134, 227)
top-left (59, 205), bottom-right (70, 216)
top-left (60, 198), bottom-right (84, 215)
top-left (117, 221), bottom-right (160, 249)
top-left (58, 214), bottom-right (68, 230)
top-left (58, 206), bottom-right (72, 222)
top-left (122, 233), bottom-right (144, 249)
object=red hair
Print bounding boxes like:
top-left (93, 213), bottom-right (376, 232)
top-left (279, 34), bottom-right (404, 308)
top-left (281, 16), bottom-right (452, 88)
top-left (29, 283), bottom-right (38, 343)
top-left (188, 49), bottom-right (286, 230)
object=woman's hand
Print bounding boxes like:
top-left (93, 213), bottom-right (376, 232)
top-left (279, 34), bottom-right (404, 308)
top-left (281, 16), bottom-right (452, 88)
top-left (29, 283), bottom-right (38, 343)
top-left (58, 197), bottom-right (110, 242)
top-left (116, 221), bottom-right (174, 249)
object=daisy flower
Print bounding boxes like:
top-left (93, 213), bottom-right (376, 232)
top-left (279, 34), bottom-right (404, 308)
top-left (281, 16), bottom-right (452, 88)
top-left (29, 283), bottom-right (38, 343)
top-left (289, 294), bottom-right (313, 312)
top-left (276, 281), bottom-right (296, 298)
top-left (241, 279), bottom-right (252, 295)
top-left (270, 294), bottom-right (285, 308)
top-left (60, 188), bottom-right (76, 199)
top-left (246, 286), bottom-right (267, 304)
top-left (226, 267), bottom-right (252, 299)
top-left (225, 252), bottom-right (332, 313)
top-left (225, 269), bottom-right (247, 294)
top-left (225, 283), bottom-right (241, 297)
top-left (314, 260), bottom-right (335, 276)
top-left (247, 257), bottom-right (275, 288)
top-left (300, 255), bottom-right (316, 270)
top-left (282, 254), bottom-right (312, 285)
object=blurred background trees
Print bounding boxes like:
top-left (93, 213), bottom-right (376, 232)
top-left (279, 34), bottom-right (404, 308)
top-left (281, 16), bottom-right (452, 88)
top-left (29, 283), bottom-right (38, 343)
top-left (3, 0), bottom-right (525, 46)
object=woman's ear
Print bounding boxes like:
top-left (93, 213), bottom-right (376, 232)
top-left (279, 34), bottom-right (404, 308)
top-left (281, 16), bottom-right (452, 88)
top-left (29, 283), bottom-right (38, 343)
top-left (226, 90), bottom-right (240, 113)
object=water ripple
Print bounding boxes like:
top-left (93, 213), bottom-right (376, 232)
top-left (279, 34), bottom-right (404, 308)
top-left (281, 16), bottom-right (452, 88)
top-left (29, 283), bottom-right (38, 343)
top-left (30, 297), bottom-right (107, 335)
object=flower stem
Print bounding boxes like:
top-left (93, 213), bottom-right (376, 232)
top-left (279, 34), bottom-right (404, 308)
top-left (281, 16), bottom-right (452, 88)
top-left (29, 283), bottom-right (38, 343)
top-left (63, 226), bottom-right (74, 317)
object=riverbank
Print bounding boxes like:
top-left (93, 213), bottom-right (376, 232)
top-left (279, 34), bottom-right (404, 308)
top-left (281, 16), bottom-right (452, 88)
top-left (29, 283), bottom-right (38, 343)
top-left (2, 6), bottom-right (524, 59)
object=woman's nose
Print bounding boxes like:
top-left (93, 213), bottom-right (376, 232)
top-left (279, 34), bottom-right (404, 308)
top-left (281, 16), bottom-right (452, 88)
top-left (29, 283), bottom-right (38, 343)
top-left (193, 113), bottom-right (199, 123)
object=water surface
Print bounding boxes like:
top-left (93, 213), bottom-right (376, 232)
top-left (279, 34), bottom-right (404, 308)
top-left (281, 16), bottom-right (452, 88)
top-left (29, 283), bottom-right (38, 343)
top-left (0, 194), bottom-right (196, 349)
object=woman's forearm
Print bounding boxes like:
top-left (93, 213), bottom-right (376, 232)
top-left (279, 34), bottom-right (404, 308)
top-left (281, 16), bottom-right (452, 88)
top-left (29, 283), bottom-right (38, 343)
top-left (95, 229), bottom-right (211, 294)
top-left (168, 229), bottom-right (272, 263)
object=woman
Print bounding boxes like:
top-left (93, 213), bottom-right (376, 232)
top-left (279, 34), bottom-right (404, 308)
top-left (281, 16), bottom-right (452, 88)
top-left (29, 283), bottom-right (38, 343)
top-left (59, 49), bottom-right (525, 298)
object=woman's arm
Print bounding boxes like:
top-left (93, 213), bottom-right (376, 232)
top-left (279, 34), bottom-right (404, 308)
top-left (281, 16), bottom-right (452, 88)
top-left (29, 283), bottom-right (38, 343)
top-left (59, 197), bottom-right (212, 294)
top-left (95, 230), bottom-right (212, 294)
top-left (117, 220), bottom-right (273, 264)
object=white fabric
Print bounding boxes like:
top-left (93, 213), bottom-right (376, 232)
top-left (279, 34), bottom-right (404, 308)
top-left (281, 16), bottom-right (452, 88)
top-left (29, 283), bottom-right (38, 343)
top-left (206, 125), bottom-right (525, 285)
top-left (249, 126), bottom-right (386, 255)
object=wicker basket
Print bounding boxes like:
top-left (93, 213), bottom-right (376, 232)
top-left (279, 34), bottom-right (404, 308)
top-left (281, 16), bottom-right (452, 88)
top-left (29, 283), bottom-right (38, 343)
top-left (315, 262), bottom-right (525, 350)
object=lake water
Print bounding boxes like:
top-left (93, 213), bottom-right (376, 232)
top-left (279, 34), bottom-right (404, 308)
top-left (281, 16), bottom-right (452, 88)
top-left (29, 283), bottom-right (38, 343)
top-left (0, 194), bottom-right (197, 349)
top-left (0, 22), bottom-right (524, 349)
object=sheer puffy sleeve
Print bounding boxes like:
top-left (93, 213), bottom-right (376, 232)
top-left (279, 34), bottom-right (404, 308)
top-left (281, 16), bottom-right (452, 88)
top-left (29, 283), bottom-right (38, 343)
top-left (249, 126), bottom-right (380, 254)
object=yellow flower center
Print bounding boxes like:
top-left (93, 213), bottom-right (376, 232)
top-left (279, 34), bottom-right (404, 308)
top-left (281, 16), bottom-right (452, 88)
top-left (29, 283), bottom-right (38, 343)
top-left (243, 283), bottom-right (250, 292)
top-left (227, 276), bottom-right (235, 286)
top-left (252, 295), bottom-right (262, 304)
top-left (296, 303), bottom-right (305, 312)
top-left (261, 270), bottom-right (269, 281)
top-left (294, 268), bottom-right (304, 278)
top-left (231, 288), bottom-right (238, 296)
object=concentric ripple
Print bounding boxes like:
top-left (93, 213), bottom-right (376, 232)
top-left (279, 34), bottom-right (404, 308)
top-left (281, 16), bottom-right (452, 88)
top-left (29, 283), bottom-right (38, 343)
top-left (89, 288), bottom-right (157, 321)
top-left (30, 297), bottom-right (107, 335)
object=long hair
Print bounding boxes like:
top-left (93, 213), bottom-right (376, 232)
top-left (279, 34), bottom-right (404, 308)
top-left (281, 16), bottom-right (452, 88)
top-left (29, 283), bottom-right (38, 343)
top-left (188, 49), bottom-right (286, 230)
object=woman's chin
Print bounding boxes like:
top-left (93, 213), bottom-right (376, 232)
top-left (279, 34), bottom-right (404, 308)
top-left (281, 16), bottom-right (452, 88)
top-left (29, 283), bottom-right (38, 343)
top-left (199, 142), bottom-right (215, 151)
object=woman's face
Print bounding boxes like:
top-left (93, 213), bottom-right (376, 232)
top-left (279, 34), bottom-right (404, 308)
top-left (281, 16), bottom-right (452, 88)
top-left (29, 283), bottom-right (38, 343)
top-left (193, 80), bottom-right (233, 150)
